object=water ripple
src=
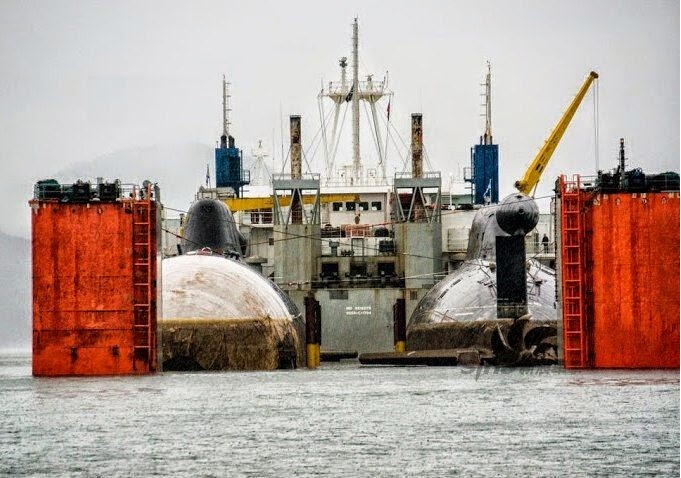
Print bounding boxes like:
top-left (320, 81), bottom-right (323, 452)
top-left (0, 354), bottom-right (678, 477)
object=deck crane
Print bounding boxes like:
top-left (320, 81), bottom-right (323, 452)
top-left (514, 71), bottom-right (599, 196)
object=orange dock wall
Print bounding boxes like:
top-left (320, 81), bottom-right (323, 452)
top-left (588, 192), bottom-right (679, 368)
top-left (31, 200), bottom-right (158, 376)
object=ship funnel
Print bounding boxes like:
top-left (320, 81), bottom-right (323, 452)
top-left (290, 115), bottom-right (302, 180)
top-left (411, 113), bottom-right (423, 179)
top-left (289, 115), bottom-right (303, 224)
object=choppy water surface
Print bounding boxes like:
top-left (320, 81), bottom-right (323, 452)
top-left (0, 353), bottom-right (678, 477)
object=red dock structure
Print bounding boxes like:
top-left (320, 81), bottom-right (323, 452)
top-left (558, 174), bottom-right (679, 369)
top-left (30, 180), bottom-right (160, 376)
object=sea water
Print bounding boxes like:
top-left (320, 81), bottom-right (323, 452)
top-left (0, 353), bottom-right (678, 477)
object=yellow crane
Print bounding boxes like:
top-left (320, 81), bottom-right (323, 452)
top-left (515, 71), bottom-right (599, 196)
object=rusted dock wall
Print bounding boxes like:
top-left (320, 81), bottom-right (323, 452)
top-left (31, 199), bottom-right (158, 375)
top-left (589, 192), bottom-right (679, 368)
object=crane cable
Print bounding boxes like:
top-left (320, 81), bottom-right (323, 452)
top-left (594, 79), bottom-right (600, 174)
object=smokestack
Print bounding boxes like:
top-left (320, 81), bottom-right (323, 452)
top-left (411, 113), bottom-right (423, 179)
top-left (290, 116), bottom-right (302, 180)
top-left (290, 115), bottom-right (303, 224)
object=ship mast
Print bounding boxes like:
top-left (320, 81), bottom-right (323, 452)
top-left (250, 139), bottom-right (271, 185)
top-left (318, 17), bottom-right (391, 186)
top-left (482, 61), bottom-right (492, 145)
top-left (351, 17), bottom-right (361, 182)
top-left (222, 74), bottom-right (231, 138)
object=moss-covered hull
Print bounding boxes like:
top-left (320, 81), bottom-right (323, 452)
top-left (161, 317), bottom-right (304, 371)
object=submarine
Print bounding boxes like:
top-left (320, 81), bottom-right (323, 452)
top-left (407, 72), bottom-right (600, 365)
top-left (407, 192), bottom-right (558, 365)
top-left (161, 199), bottom-right (305, 370)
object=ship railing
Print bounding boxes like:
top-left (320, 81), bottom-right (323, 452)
top-left (324, 80), bottom-right (387, 98)
top-left (272, 173), bottom-right (321, 181)
top-left (394, 171), bottom-right (441, 180)
top-left (526, 240), bottom-right (556, 255)
top-left (33, 179), bottom-right (156, 202)
top-left (322, 176), bottom-right (391, 188)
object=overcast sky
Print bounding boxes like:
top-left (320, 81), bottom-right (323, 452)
top-left (1, 0), bottom-right (678, 237)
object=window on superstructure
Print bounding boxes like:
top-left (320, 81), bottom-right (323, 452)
top-left (332, 202), bottom-right (343, 211)
top-left (346, 202), bottom-right (356, 211)
top-left (371, 201), bottom-right (382, 211)
top-left (359, 202), bottom-right (369, 211)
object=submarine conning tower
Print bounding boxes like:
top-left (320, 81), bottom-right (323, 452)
top-left (465, 193), bottom-right (539, 262)
top-left (461, 193), bottom-right (539, 319)
top-left (181, 199), bottom-right (244, 257)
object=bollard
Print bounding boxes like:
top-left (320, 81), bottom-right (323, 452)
top-left (305, 293), bottom-right (320, 368)
top-left (393, 298), bottom-right (406, 353)
top-left (315, 300), bottom-right (322, 367)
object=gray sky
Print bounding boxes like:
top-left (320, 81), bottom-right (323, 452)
top-left (1, 0), bottom-right (678, 237)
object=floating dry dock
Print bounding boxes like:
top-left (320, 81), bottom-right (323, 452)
top-left (558, 143), bottom-right (679, 369)
top-left (30, 180), bottom-right (160, 376)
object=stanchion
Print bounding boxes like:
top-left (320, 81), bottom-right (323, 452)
top-left (393, 298), bottom-right (406, 353)
top-left (305, 292), bottom-right (320, 368)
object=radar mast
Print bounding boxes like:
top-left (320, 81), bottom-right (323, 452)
top-left (318, 17), bottom-right (392, 186)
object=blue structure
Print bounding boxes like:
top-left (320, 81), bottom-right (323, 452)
top-left (215, 135), bottom-right (249, 197)
top-left (466, 63), bottom-right (499, 205)
top-left (470, 142), bottom-right (499, 205)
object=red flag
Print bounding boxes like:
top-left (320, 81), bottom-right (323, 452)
top-left (386, 99), bottom-right (391, 120)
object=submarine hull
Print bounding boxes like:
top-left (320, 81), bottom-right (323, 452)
top-left (161, 254), bottom-right (304, 371)
top-left (407, 259), bottom-right (557, 354)
top-left (407, 194), bottom-right (557, 363)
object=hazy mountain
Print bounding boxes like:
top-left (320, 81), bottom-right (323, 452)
top-left (2, 142), bottom-right (222, 349)
top-left (1, 141), bottom-right (262, 350)
top-left (0, 231), bottom-right (30, 350)
top-left (53, 141), bottom-right (217, 215)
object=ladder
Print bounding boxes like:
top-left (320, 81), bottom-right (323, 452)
top-left (560, 175), bottom-right (589, 368)
top-left (131, 186), bottom-right (155, 372)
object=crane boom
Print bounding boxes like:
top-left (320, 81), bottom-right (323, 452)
top-left (515, 71), bottom-right (599, 195)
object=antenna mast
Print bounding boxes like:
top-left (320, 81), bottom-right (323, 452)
top-left (250, 140), bottom-right (271, 185)
top-left (482, 61), bottom-right (492, 145)
top-left (222, 75), bottom-right (231, 137)
top-left (351, 17), bottom-right (361, 182)
top-left (318, 18), bottom-right (390, 186)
